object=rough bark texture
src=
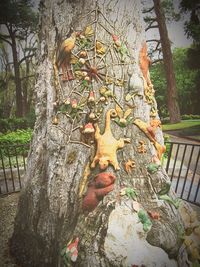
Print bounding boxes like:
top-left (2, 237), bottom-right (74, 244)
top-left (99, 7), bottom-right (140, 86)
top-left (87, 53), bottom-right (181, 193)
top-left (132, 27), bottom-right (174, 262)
top-left (10, 0), bottom-right (193, 266)
top-left (153, 0), bottom-right (181, 123)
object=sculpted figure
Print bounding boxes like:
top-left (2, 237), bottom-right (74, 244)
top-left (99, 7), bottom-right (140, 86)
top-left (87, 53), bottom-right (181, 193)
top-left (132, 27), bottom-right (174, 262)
top-left (91, 109), bottom-right (130, 170)
top-left (82, 172), bottom-right (116, 212)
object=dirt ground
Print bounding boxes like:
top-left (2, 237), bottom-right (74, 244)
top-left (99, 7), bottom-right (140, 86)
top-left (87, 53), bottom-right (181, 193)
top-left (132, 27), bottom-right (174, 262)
top-left (0, 193), bottom-right (19, 267)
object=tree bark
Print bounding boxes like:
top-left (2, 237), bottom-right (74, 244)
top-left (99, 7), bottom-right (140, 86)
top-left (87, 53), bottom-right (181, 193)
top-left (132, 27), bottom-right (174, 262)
top-left (10, 0), bottom-right (195, 266)
top-left (153, 0), bottom-right (181, 123)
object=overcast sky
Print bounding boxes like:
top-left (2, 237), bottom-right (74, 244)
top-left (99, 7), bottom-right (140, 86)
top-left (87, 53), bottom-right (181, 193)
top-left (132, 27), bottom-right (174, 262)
top-left (144, 0), bottom-right (192, 49)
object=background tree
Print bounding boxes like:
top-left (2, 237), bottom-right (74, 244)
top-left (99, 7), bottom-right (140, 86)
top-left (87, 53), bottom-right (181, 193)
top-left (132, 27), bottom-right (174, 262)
top-left (150, 47), bottom-right (199, 118)
top-left (10, 0), bottom-right (197, 266)
top-left (0, 0), bottom-right (38, 117)
top-left (143, 0), bottom-right (181, 123)
top-left (180, 0), bottom-right (200, 110)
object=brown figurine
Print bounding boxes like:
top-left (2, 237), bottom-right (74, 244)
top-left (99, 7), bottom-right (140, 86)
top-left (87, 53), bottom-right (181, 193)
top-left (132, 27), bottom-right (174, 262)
top-left (82, 172), bottom-right (116, 212)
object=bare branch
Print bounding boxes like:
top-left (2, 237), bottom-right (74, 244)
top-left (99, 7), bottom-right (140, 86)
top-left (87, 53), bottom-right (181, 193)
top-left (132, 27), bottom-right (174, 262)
top-left (0, 35), bottom-right (12, 46)
top-left (146, 39), bottom-right (161, 43)
top-left (151, 58), bottom-right (163, 64)
top-left (142, 6), bottom-right (154, 13)
top-left (19, 54), bottom-right (35, 65)
top-left (20, 75), bottom-right (35, 81)
top-left (145, 24), bottom-right (159, 31)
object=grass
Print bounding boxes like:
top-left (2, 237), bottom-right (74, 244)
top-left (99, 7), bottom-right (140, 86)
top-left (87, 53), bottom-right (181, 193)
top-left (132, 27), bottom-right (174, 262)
top-left (162, 120), bottom-right (200, 131)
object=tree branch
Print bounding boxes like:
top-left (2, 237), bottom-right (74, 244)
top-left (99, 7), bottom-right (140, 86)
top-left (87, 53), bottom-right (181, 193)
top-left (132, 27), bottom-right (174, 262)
top-left (151, 58), bottom-right (163, 64)
top-left (146, 39), bottom-right (161, 43)
top-left (19, 54), bottom-right (35, 65)
top-left (0, 35), bottom-right (12, 46)
top-left (143, 6), bottom-right (154, 13)
top-left (145, 24), bottom-right (159, 31)
top-left (20, 75), bottom-right (35, 81)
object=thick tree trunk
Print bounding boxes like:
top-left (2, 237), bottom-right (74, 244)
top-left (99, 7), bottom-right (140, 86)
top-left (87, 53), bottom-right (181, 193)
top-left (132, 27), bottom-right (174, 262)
top-left (153, 0), bottom-right (181, 123)
top-left (10, 0), bottom-right (196, 266)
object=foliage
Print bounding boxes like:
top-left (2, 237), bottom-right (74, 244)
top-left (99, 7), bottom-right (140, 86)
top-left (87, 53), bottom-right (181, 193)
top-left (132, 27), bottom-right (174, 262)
top-left (181, 114), bottom-right (200, 120)
top-left (0, 0), bottom-right (38, 34)
top-left (180, 0), bottom-right (200, 106)
top-left (150, 47), bottom-right (200, 117)
top-left (0, 129), bottom-right (32, 146)
top-left (0, 0), bottom-right (38, 117)
top-left (0, 129), bottom-right (32, 158)
top-left (0, 113), bottom-right (35, 133)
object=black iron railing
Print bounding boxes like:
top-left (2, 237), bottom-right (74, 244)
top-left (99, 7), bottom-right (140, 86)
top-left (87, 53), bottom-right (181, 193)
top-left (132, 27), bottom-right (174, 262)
top-left (164, 141), bottom-right (200, 206)
top-left (0, 142), bottom-right (200, 206)
top-left (0, 143), bottom-right (29, 195)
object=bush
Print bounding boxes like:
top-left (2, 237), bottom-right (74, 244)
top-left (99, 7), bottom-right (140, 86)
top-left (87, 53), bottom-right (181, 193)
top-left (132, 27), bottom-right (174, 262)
top-left (0, 129), bottom-right (33, 157)
top-left (181, 114), bottom-right (200, 120)
top-left (161, 117), bottom-right (170, 124)
top-left (0, 113), bottom-right (36, 133)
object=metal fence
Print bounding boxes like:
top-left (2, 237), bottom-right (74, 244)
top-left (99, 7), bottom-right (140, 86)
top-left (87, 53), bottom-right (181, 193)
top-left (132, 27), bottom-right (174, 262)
top-left (0, 144), bottom-right (29, 195)
top-left (0, 142), bottom-right (200, 206)
top-left (164, 141), bottom-right (200, 206)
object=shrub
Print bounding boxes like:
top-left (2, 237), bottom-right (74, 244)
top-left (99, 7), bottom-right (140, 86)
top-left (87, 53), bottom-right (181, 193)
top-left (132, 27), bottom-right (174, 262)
top-left (0, 113), bottom-right (36, 133)
top-left (161, 117), bottom-right (170, 124)
top-left (181, 114), bottom-right (200, 120)
top-left (0, 129), bottom-right (33, 157)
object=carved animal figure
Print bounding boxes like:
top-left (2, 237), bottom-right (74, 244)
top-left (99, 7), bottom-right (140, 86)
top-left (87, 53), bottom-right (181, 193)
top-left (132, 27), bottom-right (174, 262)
top-left (91, 109), bottom-right (130, 170)
top-left (56, 32), bottom-right (77, 81)
top-left (139, 42), bottom-right (152, 87)
top-left (82, 172), bottom-right (116, 212)
top-left (133, 118), bottom-right (166, 160)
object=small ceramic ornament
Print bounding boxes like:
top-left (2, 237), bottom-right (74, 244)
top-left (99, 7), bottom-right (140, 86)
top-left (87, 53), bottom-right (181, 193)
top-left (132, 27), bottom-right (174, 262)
top-left (137, 209), bottom-right (152, 232)
top-left (120, 187), bottom-right (138, 200)
top-left (137, 140), bottom-right (147, 153)
top-left (147, 163), bottom-right (160, 174)
top-left (114, 104), bottom-right (133, 127)
top-left (147, 210), bottom-right (160, 220)
top-left (61, 237), bottom-right (79, 266)
top-left (124, 159), bottom-right (136, 174)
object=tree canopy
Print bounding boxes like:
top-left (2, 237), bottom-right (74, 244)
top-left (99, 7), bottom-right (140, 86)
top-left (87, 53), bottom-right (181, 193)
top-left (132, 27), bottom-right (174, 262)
top-left (150, 47), bottom-right (199, 118)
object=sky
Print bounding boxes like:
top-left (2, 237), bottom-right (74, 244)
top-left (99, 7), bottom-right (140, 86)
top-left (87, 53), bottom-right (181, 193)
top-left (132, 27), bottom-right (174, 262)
top-left (143, 0), bottom-right (192, 49)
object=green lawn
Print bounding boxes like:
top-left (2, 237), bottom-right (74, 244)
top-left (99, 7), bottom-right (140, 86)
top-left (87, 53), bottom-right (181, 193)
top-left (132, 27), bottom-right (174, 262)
top-left (162, 120), bottom-right (200, 131)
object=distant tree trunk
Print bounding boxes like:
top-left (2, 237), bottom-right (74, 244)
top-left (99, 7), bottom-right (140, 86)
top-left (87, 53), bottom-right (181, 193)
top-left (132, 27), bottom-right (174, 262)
top-left (10, 30), bottom-right (23, 117)
top-left (10, 0), bottom-right (195, 266)
top-left (153, 0), bottom-right (181, 123)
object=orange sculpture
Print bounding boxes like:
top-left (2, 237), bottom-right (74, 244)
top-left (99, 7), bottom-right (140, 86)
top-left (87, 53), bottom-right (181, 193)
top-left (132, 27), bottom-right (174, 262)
top-left (137, 140), bottom-right (147, 154)
top-left (124, 159), bottom-right (136, 174)
top-left (91, 109), bottom-right (130, 170)
top-left (139, 42), bottom-right (152, 87)
top-left (134, 118), bottom-right (166, 160)
top-left (147, 119), bottom-right (161, 139)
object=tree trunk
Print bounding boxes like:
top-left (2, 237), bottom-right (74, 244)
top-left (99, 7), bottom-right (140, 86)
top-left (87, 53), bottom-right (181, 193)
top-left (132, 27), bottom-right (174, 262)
top-left (10, 31), bottom-right (23, 117)
top-left (10, 0), bottom-right (196, 266)
top-left (153, 0), bottom-right (181, 123)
